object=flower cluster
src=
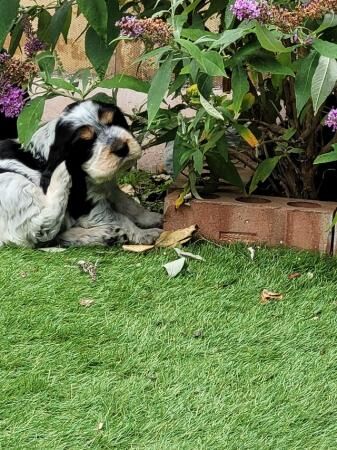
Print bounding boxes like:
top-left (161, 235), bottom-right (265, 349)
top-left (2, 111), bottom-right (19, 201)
top-left (0, 84), bottom-right (25, 118)
top-left (325, 108), bottom-right (337, 133)
top-left (231, 0), bottom-right (261, 21)
top-left (0, 50), bottom-right (37, 118)
top-left (259, 0), bottom-right (337, 31)
top-left (24, 19), bottom-right (45, 57)
top-left (116, 16), bottom-right (172, 45)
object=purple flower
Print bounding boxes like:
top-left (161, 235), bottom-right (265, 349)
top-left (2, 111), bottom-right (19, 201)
top-left (325, 108), bottom-right (337, 132)
top-left (24, 35), bottom-right (45, 57)
top-left (115, 16), bottom-right (144, 38)
top-left (0, 84), bottom-right (26, 118)
top-left (231, 0), bottom-right (261, 21)
top-left (0, 52), bottom-right (10, 65)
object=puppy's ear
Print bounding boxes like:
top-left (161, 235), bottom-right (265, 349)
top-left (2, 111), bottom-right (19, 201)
top-left (111, 106), bottom-right (129, 130)
top-left (40, 121), bottom-right (76, 193)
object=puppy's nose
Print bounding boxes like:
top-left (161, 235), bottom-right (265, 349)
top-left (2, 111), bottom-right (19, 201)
top-left (112, 141), bottom-right (129, 157)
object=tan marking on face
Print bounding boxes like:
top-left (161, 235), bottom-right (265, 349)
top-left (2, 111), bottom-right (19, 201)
top-left (79, 126), bottom-right (95, 140)
top-left (100, 110), bottom-right (114, 125)
top-left (82, 130), bottom-right (142, 183)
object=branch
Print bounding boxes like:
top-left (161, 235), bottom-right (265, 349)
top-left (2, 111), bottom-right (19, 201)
top-left (320, 132), bottom-right (337, 154)
top-left (229, 150), bottom-right (256, 170)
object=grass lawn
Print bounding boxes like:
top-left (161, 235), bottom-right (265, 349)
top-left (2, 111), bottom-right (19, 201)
top-left (1, 243), bottom-right (337, 449)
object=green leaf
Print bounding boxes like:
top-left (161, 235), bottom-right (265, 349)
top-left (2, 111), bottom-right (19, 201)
top-left (206, 146), bottom-right (244, 190)
top-left (147, 55), bottom-right (173, 127)
top-left (227, 41), bottom-right (261, 67)
top-left (180, 28), bottom-right (217, 41)
top-left (17, 97), bottom-right (46, 146)
top-left (178, 39), bottom-right (224, 76)
top-left (314, 148), bottom-right (337, 164)
top-left (311, 56), bottom-right (337, 115)
top-left (62, 4), bottom-right (73, 43)
top-left (106, 0), bottom-right (121, 43)
top-left (49, 2), bottom-right (72, 48)
top-left (315, 13), bottom-right (337, 33)
top-left (193, 150), bottom-right (204, 174)
top-left (37, 10), bottom-right (52, 43)
top-left (196, 28), bottom-right (244, 50)
top-left (0, 0), bottom-right (19, 48)
top-left (8, 18), bottom-right (24, 56)
top-left (312, 39), bottom-right (337, 59)
top-left (249, 156), bottom-right (282, 194)
top-left (249, 56), bottom-right (294, 76)
top-left (255, 23), bottom-right (288, 53)
top-left (85, 27), bottom-right (113, 77)
top-left (295, 52), bottom-right (319, 116)
top-left (199, 94), bottom-right (224, 121)
top-left (134, 46), bottom-right (171, 63)
top-left (36, 52), bottom-right (56, 80)
top-left (77, 0), bottom-right (108, 38)
top-left (232, 65), bottom-right (249, 116)
top-left (49, 78), bottom-right (81, 94)
top-left (99, 74), bottom-right (150, 93)
top-left (173, 135), bottom-right (191, 178)
top-left (225, 0), bottom-right (235, 29)
top-left (200, 51), bottom-right (224, 76)
top-left (197, 73), bottom-right (213, 99)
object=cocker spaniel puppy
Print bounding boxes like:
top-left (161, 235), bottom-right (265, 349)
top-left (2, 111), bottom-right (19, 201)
top-left (0, 99), bottom-right (162, 247)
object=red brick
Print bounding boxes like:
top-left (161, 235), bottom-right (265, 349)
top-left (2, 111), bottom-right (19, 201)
top-left (164, 190), bottom-right (337, 254)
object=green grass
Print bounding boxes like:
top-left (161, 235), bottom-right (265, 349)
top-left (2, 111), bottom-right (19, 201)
top-left (1, 243), bottom-right (337, 449)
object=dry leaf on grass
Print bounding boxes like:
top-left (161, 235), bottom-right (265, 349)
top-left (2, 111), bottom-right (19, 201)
top-left (247, 247), bottom-right (255, 260)
top-left (119, 183), bottom-right (136, 197)
top-left (122, 225), bottom-right (198, 253)
top-left (174, 248), bottom-right (205, 261)
top-left (122, 244), bottom-right (154, 253)
top-left (288, 272), bottom-right (301, 280)
top-left (77, 260), bottom-right (97, 281)
top-left (39, 247), bottom-right (67, 253)
top-left (79, 298), bottom-right (95, 307)
top-left (155, 225), bottom-right (198, 248)
top-left (260, 289), bottom-right (284, 304)
top-left (163, 257), bottom-right (186, 277)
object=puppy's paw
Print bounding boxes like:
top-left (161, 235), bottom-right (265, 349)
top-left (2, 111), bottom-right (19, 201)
top-left (133, 228), bottom-right (162, 245)
top-left (50, 162), bottom-right (72, 191)
top-left (135, 211), bottom-right (163, 229)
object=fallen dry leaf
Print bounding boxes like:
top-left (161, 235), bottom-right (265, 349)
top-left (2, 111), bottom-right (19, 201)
top-left (288, 272), bottom-right (301, 280)
top-left (260, 289), bottom-right (284, 304)
top-left (174, 247), bottom-right (205, 261)
top-left (79, 298), bottom-right (95, 307)
top-left (78, 260), bottom-right (97, 281)
top-left (122, 244), bottom-right (154, 253)
top-left (155, 225), bottom-right (198, 248)
top-left (119, 183), bottom-right (136, 197)
top-left (163, 257), bottom-right (186, 277)
top-left (121, 225), bottom-right (198, 253)
top-left (39, 247), bottom-right (67, 253)
top-left (247, 247), bottom-right (255, 260)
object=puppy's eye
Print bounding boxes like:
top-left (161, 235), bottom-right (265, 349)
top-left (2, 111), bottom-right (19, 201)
top-left (100, 110), bottom-right (114, 126)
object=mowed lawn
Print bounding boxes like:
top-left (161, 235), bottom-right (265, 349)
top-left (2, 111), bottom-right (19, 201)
top-left (1, 243), bottom-right (337, 449)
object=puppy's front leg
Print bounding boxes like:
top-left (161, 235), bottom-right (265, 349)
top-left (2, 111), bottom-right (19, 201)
top-left (110, 184), bottom-right (162, 229)
top-left (57, 213), bottom-right (161, 247)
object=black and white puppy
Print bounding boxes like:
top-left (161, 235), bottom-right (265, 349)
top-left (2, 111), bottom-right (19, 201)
top-left (0, 99), bottom-right (162, 247)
